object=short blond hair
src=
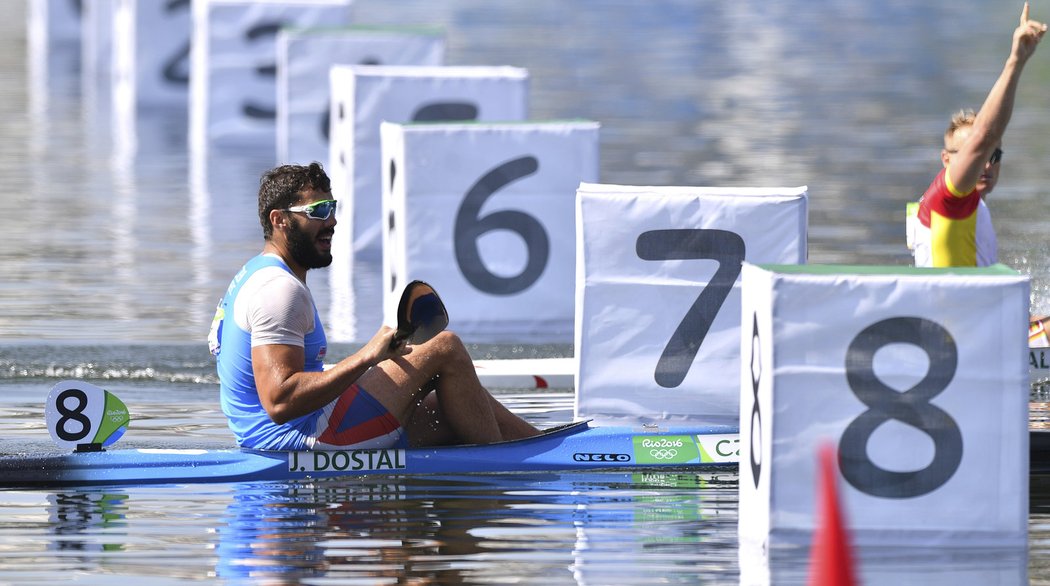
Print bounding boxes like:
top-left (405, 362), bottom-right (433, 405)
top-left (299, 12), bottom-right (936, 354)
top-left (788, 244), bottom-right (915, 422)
top-left (944, 108), bottom-right (977, 143)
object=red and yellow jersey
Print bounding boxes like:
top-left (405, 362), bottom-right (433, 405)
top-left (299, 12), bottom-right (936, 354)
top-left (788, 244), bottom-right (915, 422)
top-left (912, 168), bottom-right (997, 267)
top-left (1031, 320), bottom-right (1050, 348)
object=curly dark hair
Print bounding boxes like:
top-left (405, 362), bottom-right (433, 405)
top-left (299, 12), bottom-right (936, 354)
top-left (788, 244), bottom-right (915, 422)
top-left (258, 162), bottom-right (332, 240)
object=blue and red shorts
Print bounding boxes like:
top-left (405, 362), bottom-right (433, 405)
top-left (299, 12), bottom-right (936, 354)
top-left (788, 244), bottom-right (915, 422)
top-left (308, 384), bottom-right (407, 449)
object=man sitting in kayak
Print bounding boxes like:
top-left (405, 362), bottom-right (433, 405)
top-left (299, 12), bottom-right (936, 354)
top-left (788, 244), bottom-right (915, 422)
top-left (208, 162), bottom-right (540, 450)
top-left (905, 3), bottom-right (1049, 343)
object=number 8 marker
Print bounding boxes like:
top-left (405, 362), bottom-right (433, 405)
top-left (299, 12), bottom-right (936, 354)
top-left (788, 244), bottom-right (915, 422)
top-left (840, 317), bottom-right (963, 498)
top-left (45, 381), bottom-right (131, 451)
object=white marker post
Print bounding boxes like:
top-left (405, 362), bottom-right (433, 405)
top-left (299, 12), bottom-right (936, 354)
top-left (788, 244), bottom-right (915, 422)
top-left (327, 65), bottom-right (529, 260)
top-left (325, 65), bottom-right (528, 341)
top-left (189, 0), bottom-right (352, 152)
top-left (81, 0), bottom-right (115, 112)
top-left (112, 0), bottom-right (193, 113)
top-left (27, 0), bottom-right (84, 148)
top-left (276, 26), bottom-right (445, 165)
top-left (380, 120), bottom-right (599, 342)
top-left (574, 184), bottom-right (808, 427)
top-left (739, 263), bottom-right (1029, 552)
top-left (28, 0), bottom-right (82, 54)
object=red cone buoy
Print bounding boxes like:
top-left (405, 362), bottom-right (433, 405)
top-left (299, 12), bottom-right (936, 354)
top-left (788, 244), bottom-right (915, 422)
top-left (808, 442), bottom-right (857, 586)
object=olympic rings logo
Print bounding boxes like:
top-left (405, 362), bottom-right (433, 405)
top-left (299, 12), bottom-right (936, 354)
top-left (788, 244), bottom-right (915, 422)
top-left (648, 448), bottom-right (679, 460)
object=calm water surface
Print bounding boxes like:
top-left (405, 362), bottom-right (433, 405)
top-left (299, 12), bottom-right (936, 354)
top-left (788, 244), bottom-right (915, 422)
top-left (3, 0), bottom-right (1050, 583)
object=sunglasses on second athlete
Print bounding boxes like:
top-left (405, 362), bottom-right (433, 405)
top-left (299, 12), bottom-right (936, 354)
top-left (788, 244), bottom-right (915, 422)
top-left (988, 147), bottom-right (1004, 165)
top-left (945, 147), bottom-right (1004, 165)
top-left (283, 199), bottom-right (338, 221)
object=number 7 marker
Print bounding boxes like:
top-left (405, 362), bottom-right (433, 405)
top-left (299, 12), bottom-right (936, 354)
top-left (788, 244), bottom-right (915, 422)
top-left (636, 229), bottom-right (745, 388)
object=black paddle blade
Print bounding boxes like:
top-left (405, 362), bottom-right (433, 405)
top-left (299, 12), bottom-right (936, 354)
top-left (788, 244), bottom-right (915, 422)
top-left (391, 280), bottom-right (449, 349)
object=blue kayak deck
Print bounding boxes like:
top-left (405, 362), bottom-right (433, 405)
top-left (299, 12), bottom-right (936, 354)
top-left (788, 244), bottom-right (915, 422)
top-left (0, 421), bottom-right (742, 488)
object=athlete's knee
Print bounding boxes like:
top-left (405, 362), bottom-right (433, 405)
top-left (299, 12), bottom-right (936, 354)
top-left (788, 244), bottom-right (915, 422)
top-left (428, 329), bottom-right (465, 352)
top-left (424, 330), bottom-right (473, 368)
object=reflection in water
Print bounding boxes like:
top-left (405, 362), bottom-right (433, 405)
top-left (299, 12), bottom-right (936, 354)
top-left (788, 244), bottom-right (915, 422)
top-left (3, 486), bottom-right (216, 583)
top-left (48, 491), bottom-right (128, 553)
top-left (1030, 474), bottom-right (1050, 581)
top-left (1033, 399), bottom-right (1050, 429)
top-left (217, 482), bottom-right (331, 583)
top-left (740, 540), bottom-right (1027, 585)
top-left (215, 472), bottom-right (739, 584)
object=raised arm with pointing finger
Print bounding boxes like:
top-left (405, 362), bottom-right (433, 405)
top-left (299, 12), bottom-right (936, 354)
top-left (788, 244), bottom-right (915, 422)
top-left (911, 2), bottom-right (1046, 268)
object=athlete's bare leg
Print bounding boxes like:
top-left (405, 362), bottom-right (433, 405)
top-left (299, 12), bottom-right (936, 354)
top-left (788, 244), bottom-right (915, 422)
top-left (358, 331), bottom-right (540, 446)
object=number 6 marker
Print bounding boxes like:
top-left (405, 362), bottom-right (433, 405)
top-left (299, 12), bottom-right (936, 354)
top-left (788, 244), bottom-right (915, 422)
top-left (381, 120), bottom-right (599, 341)
top-left (455, 155), bottom-right (546, 295)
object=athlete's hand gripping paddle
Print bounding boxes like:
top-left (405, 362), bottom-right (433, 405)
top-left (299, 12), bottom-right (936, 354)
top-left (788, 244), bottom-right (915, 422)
top-left (389, 280), bottom-right (449, 350)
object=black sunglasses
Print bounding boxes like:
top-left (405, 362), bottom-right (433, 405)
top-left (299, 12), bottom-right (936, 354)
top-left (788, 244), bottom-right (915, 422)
top-left (989, 147), bottom-right (1004, 165)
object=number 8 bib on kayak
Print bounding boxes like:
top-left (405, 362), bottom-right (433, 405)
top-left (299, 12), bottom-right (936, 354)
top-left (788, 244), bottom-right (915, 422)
top-left (44, 381), bottom-right (130, 451)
